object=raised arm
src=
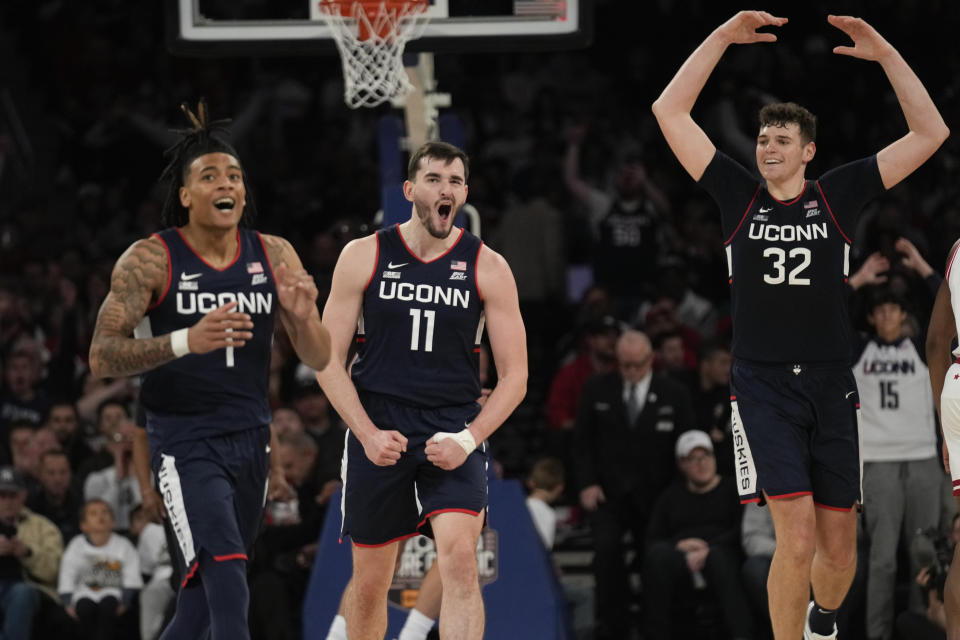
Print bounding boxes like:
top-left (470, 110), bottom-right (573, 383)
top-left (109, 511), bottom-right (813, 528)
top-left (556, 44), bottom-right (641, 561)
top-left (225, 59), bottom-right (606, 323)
top-left (562, 124), bottom-right (597, 209)
top-left (828, 15), bottom-right (949, 189)
top-left (314, 236), bottom-right (407, 466)
top-left (89, 237), bottom-right (254, 378)
top-left (652, 11), bottom-right (786, 181)
top-left (261, 233), bottom-right (331, 372)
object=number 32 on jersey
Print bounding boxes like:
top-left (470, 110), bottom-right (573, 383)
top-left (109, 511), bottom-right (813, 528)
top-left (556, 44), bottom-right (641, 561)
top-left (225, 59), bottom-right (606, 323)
top-left (762, 247), bottom-right (811, 286)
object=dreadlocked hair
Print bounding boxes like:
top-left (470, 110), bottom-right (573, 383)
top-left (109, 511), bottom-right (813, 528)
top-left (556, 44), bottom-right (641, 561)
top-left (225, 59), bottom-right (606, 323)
top-left (158, 99), bottom-right (256, 227)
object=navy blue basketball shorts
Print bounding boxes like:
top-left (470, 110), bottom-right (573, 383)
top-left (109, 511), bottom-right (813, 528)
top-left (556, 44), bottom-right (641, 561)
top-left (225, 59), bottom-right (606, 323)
top-left (341, 393), bottom-right (488, 547)
top-left (729, 360), bottom-right (862, 511)
top-left (154, 425), bottom-right (270, 587)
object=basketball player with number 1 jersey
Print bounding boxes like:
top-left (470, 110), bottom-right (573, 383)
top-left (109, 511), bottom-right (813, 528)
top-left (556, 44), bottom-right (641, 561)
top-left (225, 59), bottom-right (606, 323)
top-left (89, 102), bottom-right (331, 640)
top-left (317, 141), bottom-right (527, 640)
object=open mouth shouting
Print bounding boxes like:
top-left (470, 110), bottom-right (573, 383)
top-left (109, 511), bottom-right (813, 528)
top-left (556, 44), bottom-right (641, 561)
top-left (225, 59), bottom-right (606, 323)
top-left (437, 201), bottom-right (453, 222)
top-left (213, 197), bottom-right (238, 213)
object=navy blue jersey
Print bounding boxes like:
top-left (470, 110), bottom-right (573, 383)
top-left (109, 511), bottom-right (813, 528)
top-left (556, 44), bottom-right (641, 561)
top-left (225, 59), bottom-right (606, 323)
top-left (351, 225), bottom-right (484, 408)
top-left (594, 199), bottom-right (659, 296)
top-left (137, 228), bottom-right (277, 450)
top-left (699, 151), bottom-right (884, 364)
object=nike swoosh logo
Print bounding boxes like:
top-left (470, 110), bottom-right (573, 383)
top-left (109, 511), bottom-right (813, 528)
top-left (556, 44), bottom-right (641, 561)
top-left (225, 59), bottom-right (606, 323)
top-left (845, 391), bottom-right (856, 399)
top-left (387, 262), bottom-right (409, 269)
top-left (181, 272), bottom-right (202, 280)
top-left (759, 207), bottom-right (773, 213)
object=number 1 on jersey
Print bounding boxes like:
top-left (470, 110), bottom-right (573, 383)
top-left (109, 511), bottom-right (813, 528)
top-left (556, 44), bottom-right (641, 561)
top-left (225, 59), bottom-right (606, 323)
top-left (409, 308), bottom-right (435, 352)
top-left (225, 328), bottom-right (235, 367)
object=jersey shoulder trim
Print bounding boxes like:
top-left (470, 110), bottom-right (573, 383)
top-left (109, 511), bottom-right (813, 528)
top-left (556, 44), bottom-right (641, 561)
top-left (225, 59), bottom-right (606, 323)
top-left (362, 231), bottom-right (382, 292)
top-left (254, 231), bottom-right (279, 286)
top-left (814, 181), bottom-right (852, 244)
top-left (723, 185), bottom-right (762, 246)
top-left (945, 238), bottom-right (960, 279)
top-left (474, 241), bottom-right (485, 302)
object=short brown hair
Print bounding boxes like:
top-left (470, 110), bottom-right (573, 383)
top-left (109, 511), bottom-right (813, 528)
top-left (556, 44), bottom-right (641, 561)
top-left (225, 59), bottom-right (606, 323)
top-left (758, 102), bottom-right (817, 144)
top-left (407, 141), bottom-right (469, 182)
top-left (528, 457), bottom-right (564, 491)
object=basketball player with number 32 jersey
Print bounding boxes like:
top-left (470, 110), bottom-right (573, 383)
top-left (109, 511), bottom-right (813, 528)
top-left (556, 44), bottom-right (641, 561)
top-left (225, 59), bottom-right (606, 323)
top-left (317, 141), bottom-right (527, 640)
top-left (652, 11), bottom-right (947, 640)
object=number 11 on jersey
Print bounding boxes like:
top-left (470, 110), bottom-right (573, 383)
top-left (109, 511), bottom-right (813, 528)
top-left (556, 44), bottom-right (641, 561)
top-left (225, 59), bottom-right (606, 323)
top-left (410, 308), bottom-right (435, 352)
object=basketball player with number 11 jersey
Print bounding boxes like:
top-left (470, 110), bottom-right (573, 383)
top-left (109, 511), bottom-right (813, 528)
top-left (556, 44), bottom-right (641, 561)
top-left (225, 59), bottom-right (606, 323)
top-left (317, 141), bottom-right (527, 640)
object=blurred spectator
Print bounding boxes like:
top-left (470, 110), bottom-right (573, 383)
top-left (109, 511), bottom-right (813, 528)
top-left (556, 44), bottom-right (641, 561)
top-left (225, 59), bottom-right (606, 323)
top-left (75, 376), bottom-right (135, 431)
top-left (853, 286), bottom-right (943, 640)
top-left (59, 499), bottom-right (141, 640)
top-left (76, 400), bottom-right (131, 488)
top-left (525, 457), bottom-right (565, 550)
top-left (573, 330), bottom-right (695, 639)
top-left (650, 255), bottom-right (718, 340)
top-left (6, 423), bottom-right (37, 490)
top-left (129, 506), bottom-right (172, 640)
top-left (564, 127), bottom-right (671, 320)
top-left (28, 450), bottom-right (82, 545)
top-left (0, 465), bottom-right (63, 640)
top-left (250, 432), bottom-right (325, 640)
top-left (546, 315), bottom-right (620, 431)
top-left (895, 514), bottom-right (960, 640)
top-left (741, 501), bottom-right (776, 638)
top-left (0, 350), bottom-right (50, 435)
top-left (652, 331), bottom-right (692, 379)
top-left (642, 430), bottom-right (752, 640)
top-left (45, 402), bottom-right (95, 476)
top-left (688, 342), bottom-right (734, 475)
top-left (291, 375), bottom-right (345, 491)
top-left (23, 428), bottom-right (61, 483)
top-left (644, 299), bottom-right (701, 373)
top-left (270, 406), bottom-right (306, 439)
top-left (0, 285), bottom-right (31, 355)
top-left (82, 423), bottom-right (140, 532)
top-left (492, 165), bottom-right (566, 384)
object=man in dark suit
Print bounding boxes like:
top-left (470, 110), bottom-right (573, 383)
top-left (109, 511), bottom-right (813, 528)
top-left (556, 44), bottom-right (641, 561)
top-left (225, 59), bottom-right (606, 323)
top-left (574, 329), bottom-right (695, 639)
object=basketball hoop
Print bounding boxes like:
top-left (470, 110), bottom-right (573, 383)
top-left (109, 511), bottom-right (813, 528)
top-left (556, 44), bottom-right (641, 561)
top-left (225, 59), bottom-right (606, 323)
top-left (316, 0), bottom-right (431, 109)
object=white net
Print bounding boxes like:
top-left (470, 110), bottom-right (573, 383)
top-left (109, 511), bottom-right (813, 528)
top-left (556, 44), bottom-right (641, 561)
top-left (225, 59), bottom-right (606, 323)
top-left (316, 0), bottom-right (431, 109)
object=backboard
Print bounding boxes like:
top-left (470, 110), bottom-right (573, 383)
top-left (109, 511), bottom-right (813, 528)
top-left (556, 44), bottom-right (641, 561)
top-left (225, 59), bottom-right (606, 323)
top-left (168, 0), bottom-right (592, 56)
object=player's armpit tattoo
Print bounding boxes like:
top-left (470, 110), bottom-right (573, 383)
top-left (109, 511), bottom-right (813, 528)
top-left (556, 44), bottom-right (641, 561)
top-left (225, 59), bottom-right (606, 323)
top-left (90, 240), bottom-right (175, 377)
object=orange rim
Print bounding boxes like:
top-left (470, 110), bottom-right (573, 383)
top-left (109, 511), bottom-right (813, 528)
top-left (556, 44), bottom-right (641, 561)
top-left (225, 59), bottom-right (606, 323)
top-left (319, 0), bottom-right (429, 40)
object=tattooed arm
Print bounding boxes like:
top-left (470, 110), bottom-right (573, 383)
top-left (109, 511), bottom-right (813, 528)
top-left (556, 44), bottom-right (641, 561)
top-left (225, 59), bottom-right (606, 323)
top-left (89, 237), bottom-right (255, 378)
top-left (262, 234), bottom-right (331, 373)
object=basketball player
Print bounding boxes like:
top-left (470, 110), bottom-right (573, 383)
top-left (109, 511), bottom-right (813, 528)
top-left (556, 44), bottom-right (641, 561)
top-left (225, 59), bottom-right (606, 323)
top-left (317, 140), bottom-right (527, 640)
top-left (652, 11), bottom-right (948, 640)
top-left (926, 240), bottom-right (960, 640)
top-left (88, 101), bottom-right (331, 640)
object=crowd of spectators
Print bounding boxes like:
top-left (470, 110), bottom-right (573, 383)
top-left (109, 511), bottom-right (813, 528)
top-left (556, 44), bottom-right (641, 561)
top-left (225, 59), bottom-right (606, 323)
top-left (2, 1), bottom-right (960, 638)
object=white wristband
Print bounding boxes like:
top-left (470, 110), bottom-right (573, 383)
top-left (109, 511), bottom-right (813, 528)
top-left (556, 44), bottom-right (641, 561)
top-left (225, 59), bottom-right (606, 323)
top-left (432, 428), bottom-right (477, 456)
top-left (170, 328), bottom-right (191, 358)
